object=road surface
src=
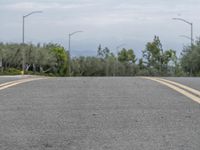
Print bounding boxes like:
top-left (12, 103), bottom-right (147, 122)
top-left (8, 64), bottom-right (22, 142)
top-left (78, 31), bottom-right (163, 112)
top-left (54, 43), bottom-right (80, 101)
top-left (0, 77), bottom-right (200, 150)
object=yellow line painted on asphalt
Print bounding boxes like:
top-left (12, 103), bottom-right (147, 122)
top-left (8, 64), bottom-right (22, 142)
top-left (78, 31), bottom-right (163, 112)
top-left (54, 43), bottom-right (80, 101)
top-left (155, 78), bottom-right (200, 97)
top-left (143, 77), bottom-right (200, 104)
top-left (0, 78), bottom-right (35, 87)
top-left (0, 78), bottom-right (45, 91)
top-left (0, 80), bottom-right (20, 87)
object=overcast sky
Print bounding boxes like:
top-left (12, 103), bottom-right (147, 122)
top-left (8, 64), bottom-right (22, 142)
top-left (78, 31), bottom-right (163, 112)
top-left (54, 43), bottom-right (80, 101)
top-left (1, 0), bottom-right (200, 57)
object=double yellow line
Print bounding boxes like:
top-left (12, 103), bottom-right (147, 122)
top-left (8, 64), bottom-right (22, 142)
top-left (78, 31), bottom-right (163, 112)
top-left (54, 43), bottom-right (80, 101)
top-left (0, 77), bottom-right (45, 91)
top-left (143, 77), bottom-right (200, 104)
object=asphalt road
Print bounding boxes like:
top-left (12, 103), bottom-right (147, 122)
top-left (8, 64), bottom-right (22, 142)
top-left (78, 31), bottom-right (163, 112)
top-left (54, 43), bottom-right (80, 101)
top-left (164, 77), bottom-right (200, 91)
top-left (0, 77), bottom-right (200, 150)
top-left (0, 75), bottom-right (33, 84)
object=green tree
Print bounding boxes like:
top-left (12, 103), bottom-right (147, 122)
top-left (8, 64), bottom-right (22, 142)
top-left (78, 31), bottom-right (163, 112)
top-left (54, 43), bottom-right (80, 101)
top-left (143, 36), bottom-right (162, 70)
top-left (48, 44), bottom-right (68, 76)
top-left (117, 48), bottom-right (137, 76)
top-left (181, 38), bottom-right (200, 76)
top-left (143, 36), bottom-right (177, 75)
top-left (118, 48), bottom-right (136, 63)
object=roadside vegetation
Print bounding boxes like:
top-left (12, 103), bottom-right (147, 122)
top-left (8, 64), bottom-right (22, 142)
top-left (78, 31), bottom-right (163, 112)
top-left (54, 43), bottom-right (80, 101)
top-left (0, 36), bottom-right (199, 76)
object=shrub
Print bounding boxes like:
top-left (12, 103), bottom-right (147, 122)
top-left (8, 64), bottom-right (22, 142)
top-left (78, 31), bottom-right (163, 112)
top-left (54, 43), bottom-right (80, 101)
top-left (0, 68), bottom-right (21, 75)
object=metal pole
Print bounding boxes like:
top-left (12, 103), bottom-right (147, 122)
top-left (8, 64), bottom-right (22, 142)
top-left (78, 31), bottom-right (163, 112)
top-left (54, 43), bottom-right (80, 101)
top-left (68, 34), bottom-right (71, 76)
top-left (172, 18), bottom-right (194, 76)
top-left (179, 35), bottom-right (191, 40)
top-left (172, 18), bottom-right (193, 47)
top-left (115, 48), bottom-right (119, 76)
top-left (190, 23), bottom-right (193, 76)
top-left (22, 16), bottom-right (25, 43)
top-left (115, 44), bottom-right (126, 76)
top-left (21, 11), bottom-right (42, 75)
top-left (22, 16), bottom-right (25, 75)
top-left (67, 31), bottom-right (83, 77)
top-left (191, 23), bottom-right (193, 48)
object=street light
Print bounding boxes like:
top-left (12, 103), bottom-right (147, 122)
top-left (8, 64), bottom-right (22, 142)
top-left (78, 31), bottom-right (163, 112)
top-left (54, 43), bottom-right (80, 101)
top-left (172, 18), bottom-right (193, 47)
top-left (116, 44), bottom-right (126, 53)
top-left (115, 43), bottom-right (126, 76)
top-left (22, 11), bottom-right (43, 43)
top-left (179, 35), bottom-right (191, 40)
top-left (173, 18), bottom-right (194, 76)
top-left (68, 31), bottom-right (83, 76)
top-left (22, 11), bottom-right (42, 75)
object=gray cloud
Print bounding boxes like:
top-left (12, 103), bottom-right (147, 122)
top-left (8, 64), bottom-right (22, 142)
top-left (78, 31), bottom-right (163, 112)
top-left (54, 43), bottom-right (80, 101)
top-left (0, 0), bottom-right (200, 57)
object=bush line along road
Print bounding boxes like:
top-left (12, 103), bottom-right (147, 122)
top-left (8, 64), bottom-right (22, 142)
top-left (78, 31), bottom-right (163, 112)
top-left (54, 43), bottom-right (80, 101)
top-left (0, 76), bottom-right (200, 149)
top-left (1, 35), bottom-right (200, 77)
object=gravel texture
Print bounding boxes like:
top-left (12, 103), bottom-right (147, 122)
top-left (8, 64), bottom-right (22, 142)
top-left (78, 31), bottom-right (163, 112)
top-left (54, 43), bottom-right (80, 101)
top-left (164, 77), bottom-right (200, 91)
top-left (0, 77), bottom-right (200, 150)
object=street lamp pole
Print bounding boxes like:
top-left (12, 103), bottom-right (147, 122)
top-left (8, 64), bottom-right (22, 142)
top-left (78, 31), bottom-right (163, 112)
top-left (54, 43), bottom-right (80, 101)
top-left (172, 18), bottom-right (193, 48)
top-left (179, 35), bottom-right (191, 40)
top-left (68, 31), bottom-right (83, 76)
top-left (22, 11), bottom-right (42, 75)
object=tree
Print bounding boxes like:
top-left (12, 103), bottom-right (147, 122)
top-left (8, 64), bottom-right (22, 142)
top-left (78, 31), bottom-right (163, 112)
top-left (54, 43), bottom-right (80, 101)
top-left (181, 38), bottom-right (200, 76)
top-left (127, 49), bottom-right (137, 63)
top-left (143, 36), bottom-right (162, 70)
top-left (118, 48), bottom-right (136, 63)
top-left (97, 45), bottom-right (111, 59)
top-left (138, 58), bottom-right (145, 70)
top-left (143, 36), bottom-right (177, 75)
top-left (47, 44), bottom-right (68, 76)
top-left (97, 44), bottom-right (103, 57)
top-left (0, 42), bottom-right (69, 76)
top-left (117, 48), bottom-right (137, 76)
